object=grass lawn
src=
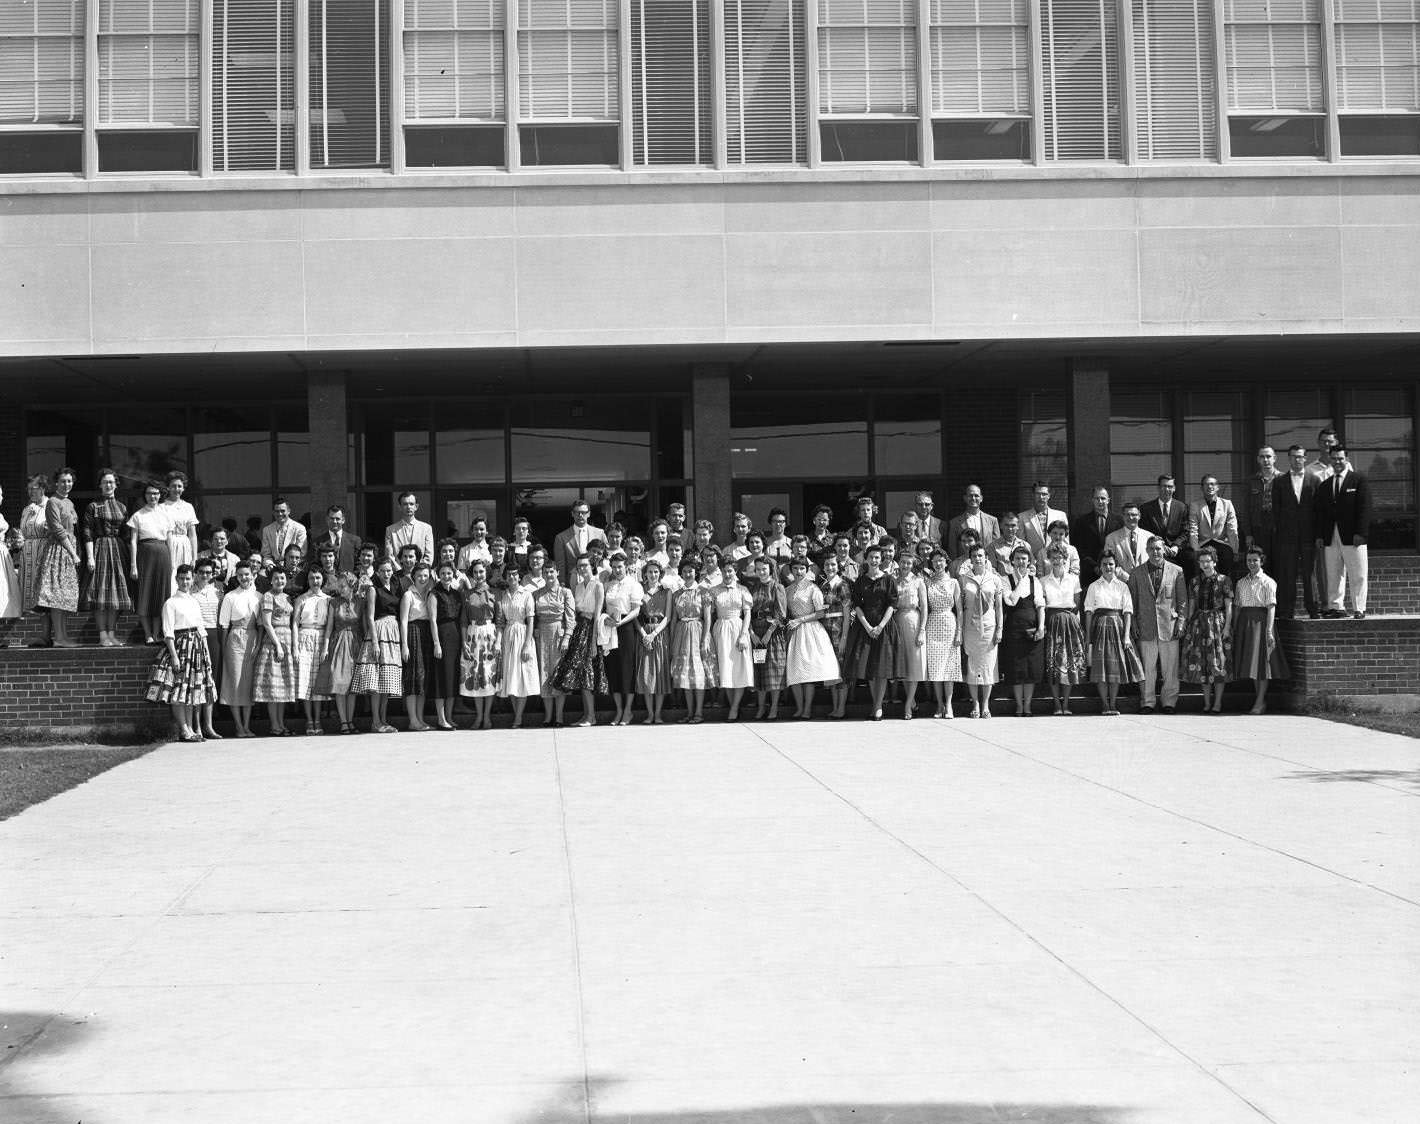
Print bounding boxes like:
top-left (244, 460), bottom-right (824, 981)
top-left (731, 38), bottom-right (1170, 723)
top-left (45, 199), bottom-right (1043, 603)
top-left (1304, 697), bottom-right (1420, 740)
top-left (0, 739), bottom-right (160, 821)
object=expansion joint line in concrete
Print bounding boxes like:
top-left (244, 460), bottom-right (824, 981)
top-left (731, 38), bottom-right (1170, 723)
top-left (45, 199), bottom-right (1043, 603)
top-left (551, 731), bottom-right (594, 1124)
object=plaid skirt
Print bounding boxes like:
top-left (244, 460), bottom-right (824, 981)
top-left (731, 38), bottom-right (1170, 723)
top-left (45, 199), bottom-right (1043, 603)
top-left (86, 536), bottom-right (133, 612)
top-left (753, 626), bottom-right (789, 692)
top-left (1088, 610), bottom-right (1144, 684)
top-left (1043, 608), bottom-right (1087, 685)
top-left (146, 628), bottom-right (217, 706)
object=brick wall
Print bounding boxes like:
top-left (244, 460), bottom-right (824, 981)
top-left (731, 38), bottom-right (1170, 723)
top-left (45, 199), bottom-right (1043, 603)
top-left (1277, 617), bottom-right (1420, 700)
top-left (1362, 555), bottom-right (1420, 616)
top-left (0, 646), bottom-right (171, 736)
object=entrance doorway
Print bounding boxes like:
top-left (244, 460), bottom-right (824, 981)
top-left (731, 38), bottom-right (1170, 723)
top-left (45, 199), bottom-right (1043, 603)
top-left (439, 492), bottom-right (504, 545)
top-left (735, 481), bottom-right (874, 535)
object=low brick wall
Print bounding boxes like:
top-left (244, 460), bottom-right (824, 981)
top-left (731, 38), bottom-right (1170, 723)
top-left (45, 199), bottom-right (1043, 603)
top-left (0, 644), bottom-right (170, 737)
top-left (1363, 555), bottom-right (1420, 616)
top-left (1277, 616), bottom-right (1420, 701)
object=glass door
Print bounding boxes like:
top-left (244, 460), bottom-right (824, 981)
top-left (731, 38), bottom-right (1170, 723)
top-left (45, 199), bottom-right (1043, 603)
top-left (439, 491), bottom-right (505, 544)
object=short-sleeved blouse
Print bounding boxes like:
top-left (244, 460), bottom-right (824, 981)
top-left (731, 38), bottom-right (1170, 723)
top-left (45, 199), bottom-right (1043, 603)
top-left (1084, 577), bottom-right (1132, 613)
top-left (464, 586), bottom-right (498, 625)
top-left (192, 584), bottom-right (223, 628)
top-left (295, 592), bottom-right (330, 629)
top-left (262, 591), bottom-right (294, 630)
top-left (1041, 571), bottom-right (1082, 609)
top-left (127, 507), bottom-right (171, 541)
top-left (602, 576), bottom-right (644, 623)
top-left (160, 593), bottom-right (205, 636)
top-left (161, 500), bottom-right (198, 538)
top-left (1234, 573), bottom-right (1277, 609)
top-left (218, 586), bottom-right (261, 628)
top-left (1191, 573), bottom-right (1233, 613)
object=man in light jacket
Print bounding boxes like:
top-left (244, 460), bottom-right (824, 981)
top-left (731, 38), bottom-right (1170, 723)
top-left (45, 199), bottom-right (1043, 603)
top-left (1129, 537), bottom-right (1188, 714)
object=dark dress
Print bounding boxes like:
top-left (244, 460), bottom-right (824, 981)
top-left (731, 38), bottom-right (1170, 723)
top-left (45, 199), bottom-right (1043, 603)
top-left (749, 579), bottom-right (789, 692)
top-left (430, 584), bottom-right (463, 701)
top-left (84, 498), bottom-right (132, 612)
top-left (1000, 576), bottom-right (1045, 684)
top-left (1182, 573), bottom-right (1233, 684)
top-left (843, 572), bottom-right (897, 681)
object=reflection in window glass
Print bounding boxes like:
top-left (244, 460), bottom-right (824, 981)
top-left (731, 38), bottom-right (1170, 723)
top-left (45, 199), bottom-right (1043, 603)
top-left (435, 403), bottom-right (506, 484)
top-left (731, 396), bottom-right (868, 479)
top-left (361, 403), bottom-right (430, 485)
top-left (1183, 391), bottom-right (1247, 499)
top-left (874, 395), bottom-right (942, 477)
top-left (1265, 387), bottom-right (1332, 458)
top-left (193, 406), bottom-right (271, 491)
top-left (737, 492), bottom-right (792, 535)
top-left (1344, 386), bottom-right (1415, 547)
top-left (1110, 388), bottom-right (1172, 505)
top-left (655, 399), bottom-right (691, 480)
top-left (1020, 389), bottom-right (1069, 512)
top-left (511, 400), bottom-right (650, 482)
top-left (203, 493), bottom-right (279, 546)
top-left (108, 407), bottom-right (188, 494)
top-left (275, 404), bottom-right (310, 488)
top-left (25, 409), bottom-right (104, 489)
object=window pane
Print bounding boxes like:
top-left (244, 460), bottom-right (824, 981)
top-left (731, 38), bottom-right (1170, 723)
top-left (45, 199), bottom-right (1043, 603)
top-left (435, 403), bottom-right (506, 484)
top-left (1183, 391), bottom-right (1248, 498)
top-left (737, 491), bottom-right (791, 535)
top-left (932, 119), bottom-right (1030, 160)
top-left (820, 120), bottom-right (919, 161)
top-left (309, 0), bottom-right (391, 169)
top-left (1339, 115), bottom-right (1420, 156)
top-left (25, 408), bottom-right (103, 488)
top-left (1020, 388), bottom-right (1068, 511)
top-left (519, 124), bottom-right (619, 164)
top-left (0, 133), bottom-right (83, 174)
top-left (654, 398), bottom-right (691, 480)
top-left (875, 394), bottom-right (941, 476)
top-left (405, 125), bottom-right (505, 166)
top-left (511, 399), bottom-right (650, 481)
top-left (1228, 115), bottom-right (1325, 157)
top-left (731, 395), bottom-right (868, 479)
top-left (1345, 386), bottom-right (1413, 447)
top-left (97, 129), bottom-right (197, 171)
top-left (203, 493), bottom-right (277, 551)
top-left (1110, 389), bottom-right (1171, 453)
top-left (193, 405), bottom-right (271, 490)
top-left (108, 406), bottom-right (188, 493)
top-left (360, 403), bottom-right (430, 486)
top-left (1265, 386), bottom-right (1331, 455)
top-left (275, 403), bottom-right (310, 488)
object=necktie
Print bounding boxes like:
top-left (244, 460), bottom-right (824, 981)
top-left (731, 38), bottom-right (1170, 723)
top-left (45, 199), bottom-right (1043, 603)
top-left (1129, 533), bottom-right (1138, 562)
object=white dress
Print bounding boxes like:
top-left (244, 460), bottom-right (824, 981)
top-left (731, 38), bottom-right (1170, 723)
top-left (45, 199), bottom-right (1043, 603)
top-left (161, 499), bottom-right (198, 595)
top-left (712, 586), bottom-right (754, 689)
top-left (0, 513), bottom-right (20, 618)
top-left (784, 582), bottom-right (840, 686)
top-left (498, 584), bottom-right (542, 698)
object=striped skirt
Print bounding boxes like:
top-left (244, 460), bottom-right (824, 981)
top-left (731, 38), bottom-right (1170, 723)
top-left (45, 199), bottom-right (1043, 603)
top-left (146, 628), bottom-right (217, 707)
top-left (351, 616), bottom-right (403, 697)
top-left (1088, 610), bottom-right (1144, 685)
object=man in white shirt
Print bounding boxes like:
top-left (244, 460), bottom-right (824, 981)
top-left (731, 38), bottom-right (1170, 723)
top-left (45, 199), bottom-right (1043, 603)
top-left (763, 509), bottom-right (793, 561)
top-left (986, 512), bottom-right (1026, 577)
top-left (947, 485), bottom-right (1000, 556)
top-left (552, 500), bottom-right (607, 584)
top-left (260, 498), bottom-right (308, 572)
top-left (1103, 503), bottom-right (1149, 580)
top-left (384, 491), bottom-right (435, 566)
top-left (1018, 481), bottom-right (1068, 558)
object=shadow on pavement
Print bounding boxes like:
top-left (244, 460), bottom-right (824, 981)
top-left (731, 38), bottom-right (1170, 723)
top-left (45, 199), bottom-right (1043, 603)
top-left (0, 1009), bottom-right (98, 1123)
top-left (1281, 768), bottom-right (1420, 789)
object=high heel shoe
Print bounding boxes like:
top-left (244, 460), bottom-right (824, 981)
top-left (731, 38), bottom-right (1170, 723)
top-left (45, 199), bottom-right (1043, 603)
top-left (871, 709), bottom-right (883, 722)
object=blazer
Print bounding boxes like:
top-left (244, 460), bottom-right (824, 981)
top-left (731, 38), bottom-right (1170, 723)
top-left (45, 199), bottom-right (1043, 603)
top-left (1102, 526), bottom-right (1150, 579)
top-left (1270, 471), bottom-right (1317, 545)
top-left (1070, 509), bottom-right (1125, 584)
top-left (946, 511), bottom-right (1000, 555)
top-left (313, 530), bottom-right (362, 572)
top-left (1128, 560), bottom-right (1187, 643)
top-left (1188, 499), bottom-right (1239, 553)
top-left (260, 518), bottom-right (308, 567)
top-left (917, 514), bottom-right (946, 546)
top-left (1139, 498), bottom-right (1189, 552)
top-left (1313, 468), bottom-right (1371, 544)
top-left (1018, 506), bottom-right (1068, 556)
top-left (552, 524), bottom-right (607, 583)
top-left (199, 548), bottom-right (244, 585)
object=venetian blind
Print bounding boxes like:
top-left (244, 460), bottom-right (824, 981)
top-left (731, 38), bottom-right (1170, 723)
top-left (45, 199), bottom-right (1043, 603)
top-left (97, 0), bottom-right (199, 125)
top-left (1335, 0), bottom-right (1420, 111)
top-left (1040, 0), bottom-right (1121, 160)
top-left (928, 0), bottom-right (1029, 117)
top-left (630, 0), bottom-right (712, 164)
top-left (1132, 0), bottom-right (1217, 159)
top-left (309, 0), bottom-right (390, 167)
top-left (817, 0), bottom-right (917, 115)
top-left (0, 0), bottom-right (83, 125)
top-left (212, 0), bottom-right (296, 171)
top-left (405, 0), bottom-right (505, 121)
top-left (1223, 0), bottom-right (1324, 112)
top-left (724, 0), bottom-right (807, 162)
top-left (518, 0), bottom-right (618, 120)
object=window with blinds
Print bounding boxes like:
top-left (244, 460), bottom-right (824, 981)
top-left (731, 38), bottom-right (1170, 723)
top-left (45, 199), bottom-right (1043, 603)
top-left (518, 0), bottom-right (619, 165)
top-left (97, 0), bottom-right (199, 170)
top-left (212, 0), bottom-right (295, 172)
top-left (1335, 0), bottom-right (1420, 155)
top-left (1131, 0), bottom-right (1217, 160)
top-left (817, 0), bottom-right (917, 160)
top-left (929, 0), bottom-right (1030, 160)
top-left (0, 0), bottom-right (84, 172)
top-left (630, 0), bottom-right (712, 165)
top-left (1223, 0), bottom-right (1325, 156)
top-left (308, 0), bottom-right (390, 169)
top-left (1040, 0), bottom-right (1121, 161)
top-left (405, 0), bottom-right (505, 166)
top-left (725, 0), bottom-right (807, 163)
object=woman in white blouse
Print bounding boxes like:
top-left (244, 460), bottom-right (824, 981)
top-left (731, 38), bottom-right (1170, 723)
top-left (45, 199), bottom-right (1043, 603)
top-left (160, 471), bottom-right (199, 596)
top-left (601, 551), bottom-right (645, 726)
top-left (128, 482), bottom-right (172, 645)
top-left (1040, 544), bottom-right (1086, 715)
top-left (1231, 546), bottom-right (1289, 714)
top-left (1083, 551), bottom-right (1143, 716)
top-left (143, 564), bottom-right (217, 743)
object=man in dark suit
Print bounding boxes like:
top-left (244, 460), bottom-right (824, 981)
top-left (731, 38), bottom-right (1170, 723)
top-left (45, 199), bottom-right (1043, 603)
top-left (1139, 475), bottom-right (1189, 568)
top-left (1070, 485), bottom-right (1124, 587)
top-left (312, 504), bottom-right (362, 572)
top-left (1270, 444), bottom-right (1319, 619)
top-left (1314, 443), bottom-right (1371, 619)
top-left (1243, 445), bottom-right (1281, 561)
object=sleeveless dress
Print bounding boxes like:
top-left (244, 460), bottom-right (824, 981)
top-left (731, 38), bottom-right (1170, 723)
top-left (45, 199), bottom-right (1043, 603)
top-left (785, 581), bottom-right (840, 686)
top-left (923, 574), bottom-right (961, 683)
top-left (84, 498), bottom-right (132, 611)
top-left (1000, 576), bottom-right (1045, 684)
top-left (36, 496), bottom-right (80, 612)
top-left (712, 585), bottom-right (754, 689)
top-left (636, 587), bottom-right (673, 694)
top-left (351, 582), bottom-right (403, 696)
top-left (292, 592), bottom-right (331, 700)
top-left (890, 575), bottom-right (926, 681)
top-left (218, 586), bottom-right (261, 705)
top-left (499, 583), bottom-right (542, 698)
top-left (460, 586), bottom-right (503, 697)
top-left (318, 577), bottom-right (364, 695)
top-left (0, 512), bottom-right (21, 619)
top-left (960, 570), bottom-right (1002, 685)
top-left (534, 583), bottom-right (575, 696)
top-left (669, 586), bottom-right (715, 690)
top-left (843, 573), bottom-right (896, 681)
top-left (750, 580), bottom-right (788, 691)
top-left (252, 591), bottom-right (297, 703)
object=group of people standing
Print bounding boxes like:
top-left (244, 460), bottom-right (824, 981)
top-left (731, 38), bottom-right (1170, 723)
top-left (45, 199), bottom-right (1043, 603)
top-left (0, 427), bottom-right (1371, 736)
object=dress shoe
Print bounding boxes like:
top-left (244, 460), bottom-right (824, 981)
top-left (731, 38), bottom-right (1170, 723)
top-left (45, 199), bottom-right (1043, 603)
top-left (1139, 705), bottom-right (1155, 715)
top-left (1324, 609), bottom-right (1346, 619)
top-left (1161, 706), bottom-right (1176, 714)
top-left (1353, 610), bottom-right (1366, 620)
top-left (1308, 611), bottom-right (1321, 619)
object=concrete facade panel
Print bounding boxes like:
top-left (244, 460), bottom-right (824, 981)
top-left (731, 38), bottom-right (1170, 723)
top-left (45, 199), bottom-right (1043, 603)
top-left (0, 196), bottom-right (89, 246)
top-left (299, 188), bottom-right (517, 241)
top-left (1338, 179), bottom-right (1420, 227)
top-left (1135, 180), bottom-right (1341, 229)
top-left (302, 238), bottom-right (518, 337)
top-left (89, 241), bottom-right (306, 343)
top-left (726, 231), bottom-right (932, 329)
top-left (0, 244), bottom-right (90, 344)
top-left (930, 229), bottom-right (1139, 330)
top-left (516, 234), bottom-right (725, 334)
top-left (928, 181), bottom-right (1136, 232)
top-left (87, 192), bottom-right (303, 244)
top-left (723, 182), bottom-right (931, 233)
top-left (1341, 228), bottom-right (1420, 320)
top-left (515, 185), bottom-right (725, 236)
top-left (1138, 228), bottom-right (1345, 327)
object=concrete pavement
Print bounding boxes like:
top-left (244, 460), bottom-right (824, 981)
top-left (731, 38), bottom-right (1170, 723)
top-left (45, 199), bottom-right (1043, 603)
top-left (2, 714), bottom-right (1417, 1123)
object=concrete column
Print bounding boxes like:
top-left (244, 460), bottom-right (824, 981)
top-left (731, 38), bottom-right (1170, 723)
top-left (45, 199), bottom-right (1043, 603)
top-left (691, 364), bottom-right (733, 537)
top-left (1067, 358), bottom-right (1111, 512)
top-left (307, 371), bottom-right (350, 526)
